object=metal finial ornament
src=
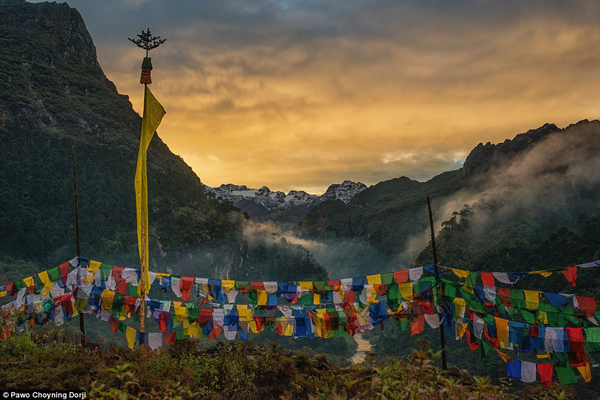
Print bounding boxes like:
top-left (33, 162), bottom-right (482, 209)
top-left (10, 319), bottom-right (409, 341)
top-left (128, 28), bottom-right (167, 85)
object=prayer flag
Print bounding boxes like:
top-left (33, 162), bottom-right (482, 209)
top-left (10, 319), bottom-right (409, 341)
top-left (562, 266), bottom-right (577, 287)
top-left (538, 363), bottom-right (553, 387)
top-left (135, 85), bottom-right (166, 295)
top-left (126, 326), bottom-right (137, 349)
top-left (521, 361), bottom-right (536, 383)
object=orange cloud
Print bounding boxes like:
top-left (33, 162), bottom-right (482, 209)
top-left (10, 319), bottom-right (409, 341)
top-left (84, 1), bottom-right (600, 193)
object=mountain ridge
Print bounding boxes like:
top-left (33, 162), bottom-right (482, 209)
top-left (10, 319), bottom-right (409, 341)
top-left (206, 180), bottom-right (367, 224)
top-left (299, 119), bottom-right (600, 270)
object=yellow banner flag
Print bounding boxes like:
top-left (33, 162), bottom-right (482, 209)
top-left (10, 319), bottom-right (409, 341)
top-left (135, 85), bottom-right (166, 295)
top-left (126, 326), bottom-right (137, 349)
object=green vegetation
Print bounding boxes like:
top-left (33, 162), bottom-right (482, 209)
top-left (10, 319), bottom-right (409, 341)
top-left (0, 331), bottom-right (572, 399)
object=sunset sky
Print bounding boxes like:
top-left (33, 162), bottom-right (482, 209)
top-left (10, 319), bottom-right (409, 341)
top-left (35, 0), bottom-right (600, 193)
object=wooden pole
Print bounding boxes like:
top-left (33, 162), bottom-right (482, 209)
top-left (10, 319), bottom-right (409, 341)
top-left (139, 84), bottom-right (147, 336)
top-left (72, 147), bottom-right (85, 341)
top-left (427, 196), bottom-right (448, 370)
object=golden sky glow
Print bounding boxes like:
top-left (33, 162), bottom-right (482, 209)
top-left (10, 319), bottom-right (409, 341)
top-left (47, 0), bottom-right (600, 193)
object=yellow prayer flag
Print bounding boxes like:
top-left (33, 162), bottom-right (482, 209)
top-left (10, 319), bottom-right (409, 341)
top-left (23, 276), bottom-right (34, 288)
top-left (366, 287), bottom-right (377, 305)
top-left (494, 317), bottom-right (510, 349)
top-left (537, 311), bottom-right (548, 325)
top-left (494, 347), bottom-right (512, 363)
top-left (524, 290), bottom-right (540, 310)
top-left (222, 280), bottom-right (235, 293)
top-left (173, 302), bottom-right (187, 321)
top-left (299, 281), bottom-right (312, 290)
top-left (529, 270), bottom-right (552, 278)
top-left (453, 297), bottom-right (466, 319)
top-left (257, 290), bottom-right (267, 306)
top-left (237, 305), bottom-right (252, 323)
top-left (456, 320), bottom-right (468, 339)
top-left (577, 363), bottom-right (592, 383)
top-left (367, 274), bottom-right (381, 285)
top-left (101, 289), bottom-right (116, 310)
top-left (283, 319), bottom-right (294, 337)
top-left (399, 282), bottom-right (413, 303)
top-left (313, 292), bottom-right (321, 305)
top-left (188, 323), bottom-right (201, 338)
top-left (87, 260), bottom-right (102, 274)
top-left (38, 270), bottom-right (52, 296)
top-left (536, 351), bottom-right (550, 359)
top-left (126, 326), bottom-right (137, 349)
top-left (0, 291), bottom-right (7, 298)
top-left (135, 85), bottom-right (166, 295)
top-left (451, 268), bottom-right (470, 279)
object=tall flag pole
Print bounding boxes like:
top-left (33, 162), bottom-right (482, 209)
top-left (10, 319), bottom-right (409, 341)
top-left (71, 146), bottom-right (85, 342)
top-left (129, 29), bottom-right (166, 336)
top-left (427, 196), bottom-right (448, 371)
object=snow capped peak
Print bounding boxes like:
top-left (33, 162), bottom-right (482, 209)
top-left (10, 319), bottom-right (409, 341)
top-left (321, 180), bottom-right (368, 204)
top-left (205, 180), bottom-right (367, 217)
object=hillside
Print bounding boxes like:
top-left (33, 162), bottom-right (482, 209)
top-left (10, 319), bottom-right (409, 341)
top-left (0, 0), bottom-right (326, 283)
top-left (299, 121), bottom-right (600, 274)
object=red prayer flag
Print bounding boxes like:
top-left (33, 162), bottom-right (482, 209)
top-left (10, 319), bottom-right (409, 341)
top-left (497, 287), bottom-right (511, 307)
top-left (538, 363), bottom-right (553, 387)
top-left (465, 328), bottom-right (480, 350)
top-left (529, 323), bottom-right (539, 338)
top-left (110, 316), bottom-right (119, 333)
top-left (158, 311), bottom-right (170, 332)
top-left (196, 308), bottom-right (213, 326)
top-left (59, 262), bottom-right (70, 284)
top-left (5, 282), bottom-right (16, 296)
top-left (374, 283), bottom-right (387, 296)
top-left (410, 314), bottom-right (424, 336)
top-left (394, 270), bottom-right (409, 283)
top-left (561, 266), bottom-right (577, 287)
top-left (344, 291), bottom-right (356, 308)
top-left (163, 331), bottom-right (176, 345)
top-left (575, 295), bottom-right (597, 318)
top-left (480, 272), bottom-right (495, 287)
top-left (208, 326), bottom-right (222, 340)
top-left (111, 266), bottom-right (128, 295)
top-left (566, 327), bottom-right (586, 367)
top-left (179, 276), bottom-right (194, 302)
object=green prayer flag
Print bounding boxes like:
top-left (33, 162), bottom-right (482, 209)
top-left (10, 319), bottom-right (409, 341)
top-left (381, 272), bottom-right (394, 285)
top-left (510, 290), bottom-right (525, 309)
top-left (397, 318), bottom-right (409, 332)
top-left (48, 266), bottom-right (61, 282)
top-left (585, 327), bottom-right (600, 355)
top-left (556, 364), bottom-right (577, 385)
top-left (479, 340), bottom-right (490, 360)
top-left (34, 283), bottom-right (43, 295)
top-left (521, 310), bottom-right (535, 324)
top-left (300, 293), bottom-right (313, 306)
top-left (129, 285), bottom-right (138, 297)
top-left (387, 284), bottom-right (400, 300)
top-left (187, 308), bottom-right (200, 323)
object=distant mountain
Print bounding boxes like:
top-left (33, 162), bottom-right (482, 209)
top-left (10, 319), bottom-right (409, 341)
top-left (0, 0), bottom-right (327, 282)
top-left (299, 120), bottom-right (600, 272)
top-left (206, 180), bottom-right (367, 224)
